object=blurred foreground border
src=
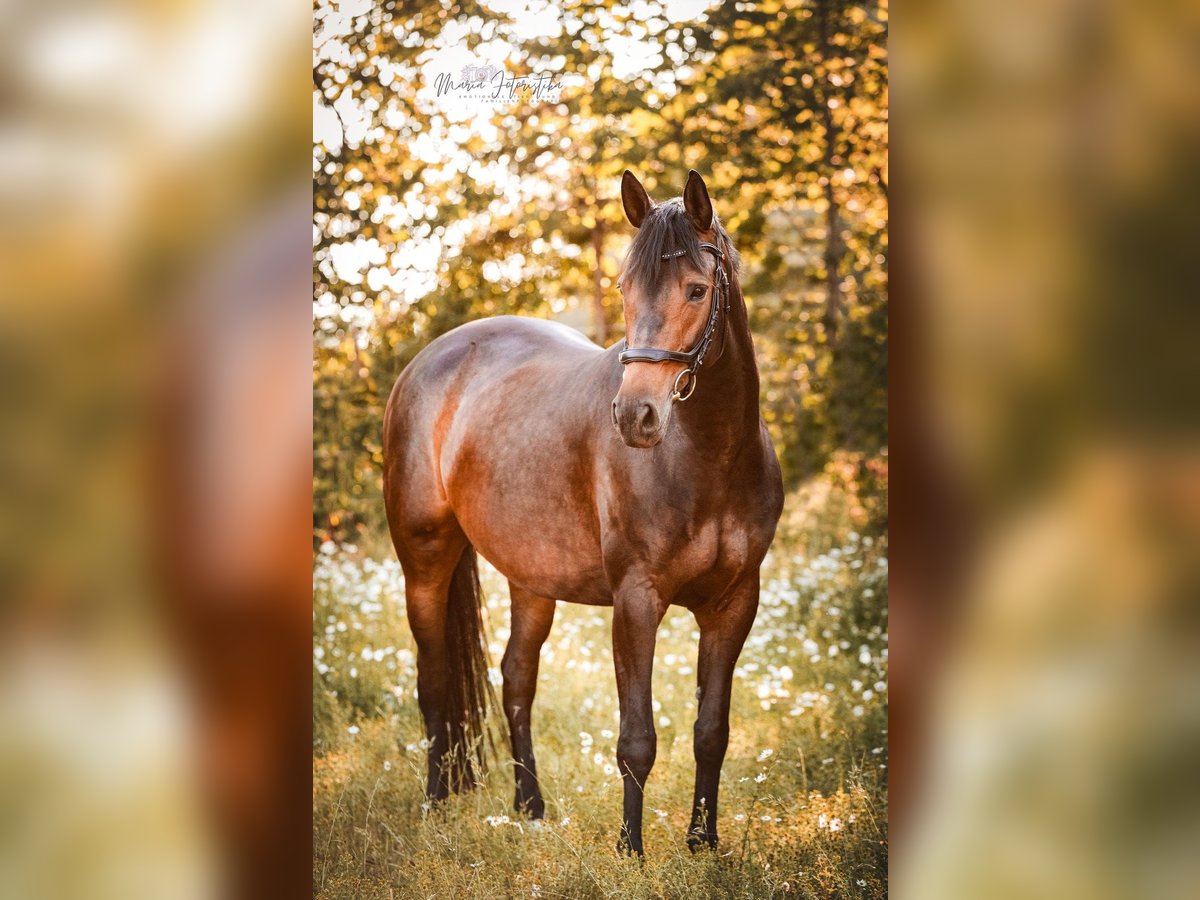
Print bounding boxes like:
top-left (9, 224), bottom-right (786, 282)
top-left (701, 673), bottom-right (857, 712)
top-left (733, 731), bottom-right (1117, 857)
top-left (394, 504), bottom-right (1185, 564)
top-left (893, 0), bottom-right (1200, 897)
top-left (0, 1), bottom-right (312, 897)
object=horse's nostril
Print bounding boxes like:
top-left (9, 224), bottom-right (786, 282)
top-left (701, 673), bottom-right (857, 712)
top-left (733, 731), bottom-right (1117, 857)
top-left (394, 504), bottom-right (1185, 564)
top-left (637, 402), bottom-right (658, 433)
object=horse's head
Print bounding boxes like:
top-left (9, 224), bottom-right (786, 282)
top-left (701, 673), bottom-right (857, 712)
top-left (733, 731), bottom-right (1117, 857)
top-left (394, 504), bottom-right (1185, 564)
top-left (611, 169), bottom-right (734, 448)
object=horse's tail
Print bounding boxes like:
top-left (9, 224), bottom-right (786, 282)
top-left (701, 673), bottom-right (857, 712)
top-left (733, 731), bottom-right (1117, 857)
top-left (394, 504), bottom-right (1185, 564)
top-left (443, 544), bottom-right (495, 790)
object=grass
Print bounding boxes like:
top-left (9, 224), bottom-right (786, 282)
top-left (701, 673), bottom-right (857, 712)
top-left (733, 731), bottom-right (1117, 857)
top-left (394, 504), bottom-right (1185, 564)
top-left (313, 487), bottom-right (888, 898)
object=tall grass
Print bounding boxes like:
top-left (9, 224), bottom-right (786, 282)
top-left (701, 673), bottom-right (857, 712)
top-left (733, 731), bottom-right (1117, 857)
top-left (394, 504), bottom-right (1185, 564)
top-left (314, 491), bottom-right (887, 898)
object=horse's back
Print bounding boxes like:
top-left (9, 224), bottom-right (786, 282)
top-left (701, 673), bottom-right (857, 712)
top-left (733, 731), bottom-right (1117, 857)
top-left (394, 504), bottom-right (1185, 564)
top-left (387, 314), bottom-right (598, 422)
top-left (386, 316), bottom-right (600, 496)
top-left (409, 315), bottom-right (597, 383)
top-left (383, 315), bottom-right (612, 598)
top-left (386, 315), bottom-right (600, 456)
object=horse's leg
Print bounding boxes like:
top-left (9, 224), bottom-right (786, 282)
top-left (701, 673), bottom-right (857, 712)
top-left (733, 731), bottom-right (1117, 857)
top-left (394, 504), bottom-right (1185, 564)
top-left (612, 580), bottom-right (667, 857)
top-left (401, 529), bottom-right (468, 802)
top-left (501, 583), bottom-right (556, 817)
top-left (687, 574), bottom-right (759, 851)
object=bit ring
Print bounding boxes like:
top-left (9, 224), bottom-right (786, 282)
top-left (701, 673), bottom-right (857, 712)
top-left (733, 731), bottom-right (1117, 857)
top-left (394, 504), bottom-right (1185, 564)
top-left (671, 368), bottom-right (697, 402)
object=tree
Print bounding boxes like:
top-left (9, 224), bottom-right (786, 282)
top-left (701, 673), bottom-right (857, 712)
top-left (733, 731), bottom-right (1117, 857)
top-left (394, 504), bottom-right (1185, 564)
top-left (312, 0), bottom-right (889, 542)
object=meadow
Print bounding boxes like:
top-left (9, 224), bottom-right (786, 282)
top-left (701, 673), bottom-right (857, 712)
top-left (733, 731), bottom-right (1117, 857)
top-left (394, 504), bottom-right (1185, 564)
top-left (313, 488), bottom-right (888, 898)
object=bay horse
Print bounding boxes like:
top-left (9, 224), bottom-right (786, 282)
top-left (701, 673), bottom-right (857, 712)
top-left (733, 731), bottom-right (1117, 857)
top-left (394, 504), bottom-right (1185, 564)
top-left (383, 170), bottom-right (783, 855)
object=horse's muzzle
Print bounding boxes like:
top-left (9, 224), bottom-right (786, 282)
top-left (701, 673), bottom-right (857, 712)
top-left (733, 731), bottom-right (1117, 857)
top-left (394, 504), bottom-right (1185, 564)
top-left (612, 395), bottom-right (667, 448)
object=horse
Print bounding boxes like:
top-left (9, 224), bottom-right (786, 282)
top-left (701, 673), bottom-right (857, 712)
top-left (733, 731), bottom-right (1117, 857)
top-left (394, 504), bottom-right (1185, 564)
top-left (382, 170), bottom-right (783, 856)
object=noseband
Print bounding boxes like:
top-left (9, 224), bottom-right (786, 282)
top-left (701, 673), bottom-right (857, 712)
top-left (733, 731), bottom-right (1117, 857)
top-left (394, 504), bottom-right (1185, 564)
top-left (617, 241), bottom-right (731, 402)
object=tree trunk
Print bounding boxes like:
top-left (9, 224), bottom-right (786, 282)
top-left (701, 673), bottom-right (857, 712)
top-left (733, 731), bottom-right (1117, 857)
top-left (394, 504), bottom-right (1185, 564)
top-left (816, 0), bottom-right (843, 345)
top-left (821, 170), bottom-right (843, 343)
top-left (591, 222), bottom-right (608, 345)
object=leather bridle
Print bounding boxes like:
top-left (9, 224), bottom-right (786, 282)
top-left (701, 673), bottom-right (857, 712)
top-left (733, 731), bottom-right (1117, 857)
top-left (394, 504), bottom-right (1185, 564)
top-left (618, 241), bottom-right (731, 402)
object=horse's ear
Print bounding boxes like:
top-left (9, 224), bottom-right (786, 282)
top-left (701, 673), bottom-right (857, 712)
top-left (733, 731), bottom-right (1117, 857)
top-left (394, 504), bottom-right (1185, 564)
top-left (682, 169), bottom-right (714, 232)
top-left (621, 170), bottom-right (653, 229)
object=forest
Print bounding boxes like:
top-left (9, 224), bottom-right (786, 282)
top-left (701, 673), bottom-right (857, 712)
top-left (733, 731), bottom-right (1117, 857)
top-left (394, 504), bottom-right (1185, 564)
top-left (314, 0), bottom-right (888, 547)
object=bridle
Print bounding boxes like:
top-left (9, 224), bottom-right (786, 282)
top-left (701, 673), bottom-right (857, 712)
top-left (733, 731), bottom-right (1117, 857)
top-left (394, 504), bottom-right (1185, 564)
top-left (617, 241), bottom-right (731, 403)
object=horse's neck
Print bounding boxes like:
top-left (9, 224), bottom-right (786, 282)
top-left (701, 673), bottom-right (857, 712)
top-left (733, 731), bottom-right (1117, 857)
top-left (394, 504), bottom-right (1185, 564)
top-left (675, 285), bottom-right (761, 459)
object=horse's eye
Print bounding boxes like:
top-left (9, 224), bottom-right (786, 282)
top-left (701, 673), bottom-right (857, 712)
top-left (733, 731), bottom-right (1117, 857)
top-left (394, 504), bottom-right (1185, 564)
top-left (689, 285), bottom-right (707, 301)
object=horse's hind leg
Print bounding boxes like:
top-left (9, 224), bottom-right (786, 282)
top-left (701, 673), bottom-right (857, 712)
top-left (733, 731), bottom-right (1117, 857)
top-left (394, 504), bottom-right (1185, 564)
top-left (385, 380), bottom-right (493, 802)
top-left (396, 520), bottom-right (470, 801)
top-left (502, 583), bottom-right (556, 817)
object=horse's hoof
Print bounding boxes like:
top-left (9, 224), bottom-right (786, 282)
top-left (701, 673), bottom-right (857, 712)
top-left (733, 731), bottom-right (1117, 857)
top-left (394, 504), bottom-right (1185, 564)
top-left (514, 794), bottom-right (545, 819)
top-left (616, 836), bottom-right (644, 859)
top-left (687, 832), bottom-right (718, 853)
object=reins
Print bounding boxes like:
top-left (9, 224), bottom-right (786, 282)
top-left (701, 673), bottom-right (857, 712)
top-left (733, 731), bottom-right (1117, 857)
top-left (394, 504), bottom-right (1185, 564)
top-left (617, 241), bottom-right (731, 403)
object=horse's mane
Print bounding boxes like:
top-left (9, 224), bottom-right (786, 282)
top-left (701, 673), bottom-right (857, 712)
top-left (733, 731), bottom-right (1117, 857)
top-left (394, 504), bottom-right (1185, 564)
top-left (618, 198), bottom-right (741, 293)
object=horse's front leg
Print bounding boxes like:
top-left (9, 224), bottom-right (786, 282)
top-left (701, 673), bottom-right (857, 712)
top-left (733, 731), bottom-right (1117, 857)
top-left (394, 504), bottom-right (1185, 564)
top-left (687, 574), bottom-right (759, 851)
top-left (612, 579), bottom-right (667, 857)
